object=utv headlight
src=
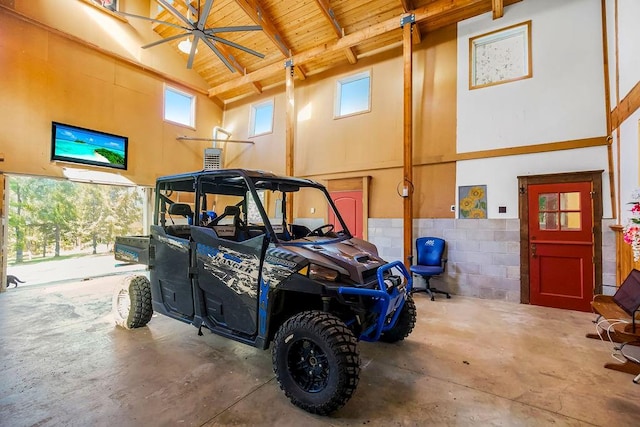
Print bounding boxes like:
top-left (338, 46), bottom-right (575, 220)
top-left (308, 263), bottom-right (339, 282)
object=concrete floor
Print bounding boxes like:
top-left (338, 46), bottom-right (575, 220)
top-left (0, 276), bottom-right (638, 426)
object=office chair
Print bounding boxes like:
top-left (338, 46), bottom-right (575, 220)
top-left (409, 237), bottom-right (451, 301)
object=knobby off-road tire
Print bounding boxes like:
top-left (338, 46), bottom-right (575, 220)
top-left (272, 311), bottom-right (360, 415)
top-left (379, 294), bottom-right (417, 343)
top-left (112, 275), bottom-right (153, 329)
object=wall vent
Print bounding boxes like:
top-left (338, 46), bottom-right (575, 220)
top-left (203, 148), bottom-right (222, 170)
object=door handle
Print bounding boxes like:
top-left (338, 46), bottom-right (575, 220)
top-left (531, 243), bottom-right (537, 258)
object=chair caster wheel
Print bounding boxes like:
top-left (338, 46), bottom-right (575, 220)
top-left (430, 296), bottom-right (435, 301)
top-left (446, 294), bottom-right (451, 299)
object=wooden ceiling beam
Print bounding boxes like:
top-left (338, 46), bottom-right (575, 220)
top-left (399, 0), bottom-right (422, 44)
top-left (250, 80), bottom-right (263, 94)
top-left (293, 66), bottom-right (307, 81)
top-left (492, 0), bottom-right (504, 19)
top-left (314, 0), bottom-right (358, 64)
top-left (343, 47), bottom-right (357, 64)
top-left (234, 0), bottom-right (291, 57)
top-left (210, 0), bottom-right (522, 98)
top-left (234, 0), bottom-right (306, 82)
top-left (611, 80), bottom-right (640, 130)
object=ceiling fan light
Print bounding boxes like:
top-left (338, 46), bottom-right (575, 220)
top-left (178, 38), bottom-right (198, 54)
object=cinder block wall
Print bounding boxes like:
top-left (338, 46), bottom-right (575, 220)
top-left (601, 219), bottom-right (617, 296)
top-left (369, 218), bottom-right (618, 301)
top-left (369, 218), bottom-right (520, 301)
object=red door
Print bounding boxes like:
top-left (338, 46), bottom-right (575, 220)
top-left (329, 191), bottom-right (363, 238)
top-left (528, 182), bottom-right (594, 312)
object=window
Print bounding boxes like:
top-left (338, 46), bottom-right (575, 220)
top-left (250, 99), bottom-right (274, 136)
top-left (155, 0), bottom-right (175, 16)
top-left (335, 71), bottom-right (371, 118)
top-left (164, 86), bottom-right (195, 128)
top-left (246, 190), bottom-right (266, 224)
top-left (538, 192), bottom-right (582, 231)
top-left (469, 21), bottom-right (532, 89)
top-left (90, 0), bottom-right (117, 12)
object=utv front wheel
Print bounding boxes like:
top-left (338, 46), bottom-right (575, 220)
top-left (112, 275), bottom-right (153, 329)
top-left (379, 294), bottom-right (417, 343)
top-left (272, 311), bottom-right (360, 415)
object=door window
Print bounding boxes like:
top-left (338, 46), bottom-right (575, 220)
top-left (538, 191), bottom-right (582, 231)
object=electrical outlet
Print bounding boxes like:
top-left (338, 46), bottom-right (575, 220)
top-left (450, 205), bottom-right (455, 212)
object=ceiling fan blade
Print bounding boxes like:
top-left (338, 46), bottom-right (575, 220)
top-left (204, 26), bottom-right (263, 34)
top-left (196, 0), bottom-right (215, 31)
top-left (155, 0), bottom-right (194, 27)
top-left (141, 32), bottom-right (190, 49)
top-left (115, 10), bottom-right (189, 30)
top-left (186, 33), bottom-right (201, 69)
top-left (205, 35), bottom-right (265, 59)
top-left (200, 37), bottom-right (236, 72)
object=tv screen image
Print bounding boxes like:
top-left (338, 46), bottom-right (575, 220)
top-left (51, 122), bottom-right (128, 170)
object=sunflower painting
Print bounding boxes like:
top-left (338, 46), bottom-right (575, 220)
top-left (458, 185), bottom-right (487, 219)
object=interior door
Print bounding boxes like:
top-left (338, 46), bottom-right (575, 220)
top-left (528, 182), bottom-right (594, 312)
top-left (329, 190), bottom-right (363, 238)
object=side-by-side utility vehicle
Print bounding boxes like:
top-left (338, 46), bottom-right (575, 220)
top-left (113, 169), bottom-right (416, 414)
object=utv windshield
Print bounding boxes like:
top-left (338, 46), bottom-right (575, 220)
top-left (154, 172), bottom-right (351, 244)
top-left (249, 178), bottom-right (350, 244)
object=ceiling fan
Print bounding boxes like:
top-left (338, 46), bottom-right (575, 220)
top-left (118, 0), bottom-right (264, 71)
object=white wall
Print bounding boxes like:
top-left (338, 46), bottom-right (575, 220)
top-left (609, 0), bottom-right (640, 223)
top-left (456, 146), bottom-right (611, 219)
top-left (617, 0), bottom-right (640, 97)
top-left (619, 110), bottom-right (640, 222)
top-left (457, 0), bottom-right (606, 151)
top-left (455, 0), bottom-right (611, 219)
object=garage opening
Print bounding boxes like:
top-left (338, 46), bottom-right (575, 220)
top-left (5, 174), bottom-right (146, 288)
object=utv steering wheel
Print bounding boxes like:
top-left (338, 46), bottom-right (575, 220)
top-left (308, 224), bottom-right (334, 237)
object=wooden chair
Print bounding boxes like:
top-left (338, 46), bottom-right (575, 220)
top-left (586, 269), bottom-right (640, 377)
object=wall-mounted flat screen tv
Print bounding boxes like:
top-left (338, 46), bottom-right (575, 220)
top-left (51, 122), bottom-right (128, 170)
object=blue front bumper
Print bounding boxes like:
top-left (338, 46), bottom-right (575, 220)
top-left (337, 260), bottom-right (413, 342)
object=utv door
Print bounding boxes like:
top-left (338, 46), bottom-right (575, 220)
top-left (149, 225), bottom-right (194, 317)
top-left (190, 226), bottom-right (267, 335)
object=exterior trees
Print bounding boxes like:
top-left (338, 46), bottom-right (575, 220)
top-left (8, 176), bottom-right (143, 262)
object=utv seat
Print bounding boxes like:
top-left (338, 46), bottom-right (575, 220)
top-left (210, 206), bottom-right (244, 227)
top-left (168, 203), bottom-right (194, 224)
top-left (166, 203), bottom-right (194, 239)
top-left (210, 206), bottom-right (245, 241)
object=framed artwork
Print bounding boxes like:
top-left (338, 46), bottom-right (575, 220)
top-left (459, 185), bottom-right (487, 219)
top-left (469, 21), bottom-right (532, 89)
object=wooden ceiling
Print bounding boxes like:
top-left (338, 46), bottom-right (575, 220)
top-left (150, 0), bottom-right (521, 103)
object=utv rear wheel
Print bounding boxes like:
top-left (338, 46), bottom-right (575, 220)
top-left (272, 311), bottom-right (360, 415)
top-left (379, 294), bottom-right (417, 343)
top-left (112, 275), bottom-right (153, 329)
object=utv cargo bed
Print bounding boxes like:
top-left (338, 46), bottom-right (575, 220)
top-left (115, 235), bottom-right (151, 265)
